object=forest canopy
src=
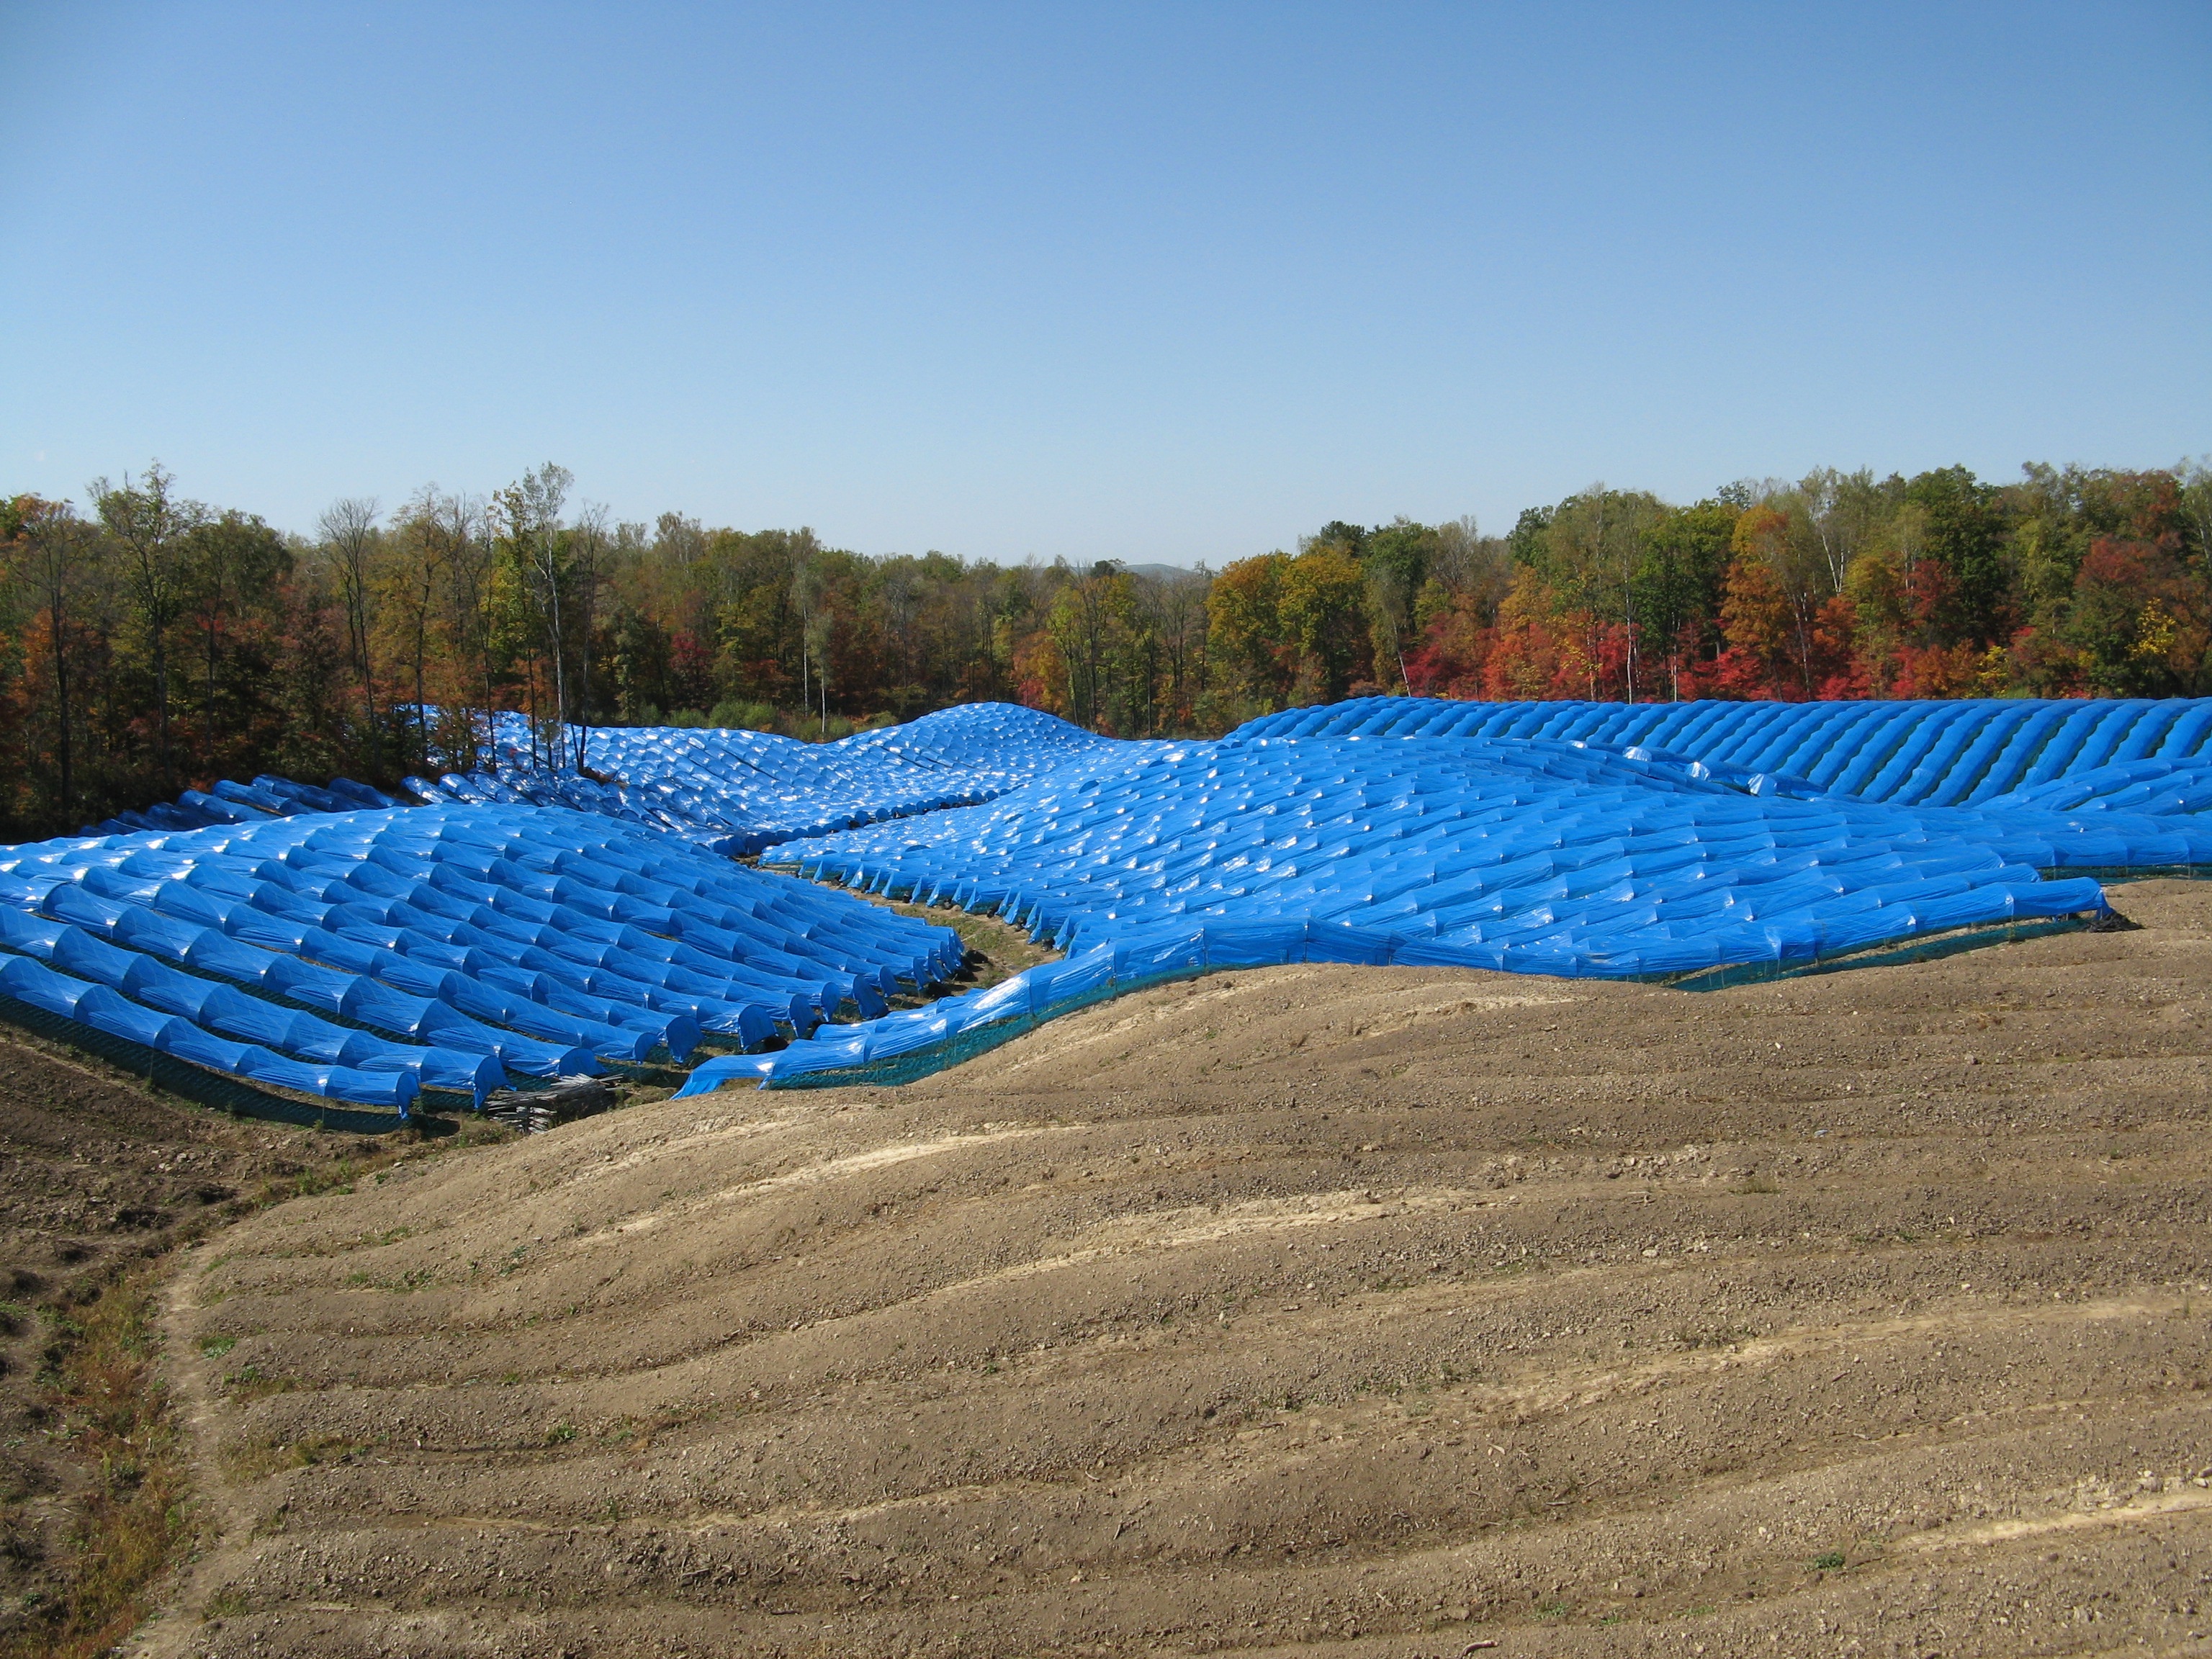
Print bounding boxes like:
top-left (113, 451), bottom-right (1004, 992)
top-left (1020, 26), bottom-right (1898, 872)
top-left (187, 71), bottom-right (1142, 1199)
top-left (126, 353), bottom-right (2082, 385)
top-left (4, 457), bottom-right (2208, 845)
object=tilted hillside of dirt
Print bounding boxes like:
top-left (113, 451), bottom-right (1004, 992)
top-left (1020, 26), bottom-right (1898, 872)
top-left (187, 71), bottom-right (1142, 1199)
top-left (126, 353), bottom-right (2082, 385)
top-left (136, 881), bottom-right (2212, 1658)
top-left (0, 1028), bottom-right (494, 1658)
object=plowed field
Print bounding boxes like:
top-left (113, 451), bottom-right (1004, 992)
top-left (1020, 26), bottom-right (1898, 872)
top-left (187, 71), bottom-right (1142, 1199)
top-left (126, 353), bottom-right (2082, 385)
top-left (131, 881), bottom-right (2212, 1658)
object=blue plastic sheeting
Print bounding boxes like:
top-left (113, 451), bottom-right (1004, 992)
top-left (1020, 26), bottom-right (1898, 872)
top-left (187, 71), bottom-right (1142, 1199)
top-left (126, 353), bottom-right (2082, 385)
top-left (678, 714), bottom-right (2212, 1094)
top-left (1231, 696), bottom-right (2212, 807)
top-left (92, 706), bottom-right (1113, 855)
top-left (82, 775), bottom-right (403, 837)
top-left (2, 805), bottom-right (961, 1110)
top-left (0, 950), bottom-right (423, 1110)
top-left (404, 703), bottom-right (1130, 855)
top-left (24, 696), bottom-right (2212, 1104)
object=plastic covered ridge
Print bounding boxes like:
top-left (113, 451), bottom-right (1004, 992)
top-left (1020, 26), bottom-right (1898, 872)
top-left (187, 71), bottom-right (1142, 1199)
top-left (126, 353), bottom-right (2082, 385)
top-left (78, 705), bottom-right (1123, 856)
top-left (80, 775), bottom-right (403, 837)
top-left (677, 701), bottom-right (2212, 1094)
top-left (16, 697), bottom-right (2212, 1107)
top-left (1, 805), bottom-right (961, 1110)
top-left (405, 703), bottom-right (1138, 854)
top-left (1231, 696), bottom-right (2212, 807)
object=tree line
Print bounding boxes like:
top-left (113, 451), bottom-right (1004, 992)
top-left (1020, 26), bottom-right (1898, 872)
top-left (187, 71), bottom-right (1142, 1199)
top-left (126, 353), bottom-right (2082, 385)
top-left (3, 457), bottom-right (2207, 844)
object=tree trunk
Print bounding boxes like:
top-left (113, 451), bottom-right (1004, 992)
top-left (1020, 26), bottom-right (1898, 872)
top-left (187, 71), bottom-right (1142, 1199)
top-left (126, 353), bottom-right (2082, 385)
top-left (205, 613), bottom-right (220, 763)
top-left (50, 598), bottom-right (73, 819)
top-left (153, 626), bottom-right (171, 792)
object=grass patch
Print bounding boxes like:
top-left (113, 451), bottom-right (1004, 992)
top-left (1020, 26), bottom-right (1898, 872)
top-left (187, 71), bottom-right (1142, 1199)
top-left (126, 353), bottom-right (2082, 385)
top-left (854, 894), bottom-right (1063, 991)
top-left (219, 1364), bottom-right (296, 1402)
top-left (225, 1434), bottom-right (367, 1481)
top-left (286, 1436), bottom-right (364, 1467)
top-left (200, 1585), bottom-right (251, 1621)
top-left (0, 1267), bottom-right (191, 1659)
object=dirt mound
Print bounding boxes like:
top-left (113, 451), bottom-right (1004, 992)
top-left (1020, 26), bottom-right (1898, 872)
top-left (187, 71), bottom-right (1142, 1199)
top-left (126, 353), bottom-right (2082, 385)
top-left (140, 884), bottom-right (2212, 1657)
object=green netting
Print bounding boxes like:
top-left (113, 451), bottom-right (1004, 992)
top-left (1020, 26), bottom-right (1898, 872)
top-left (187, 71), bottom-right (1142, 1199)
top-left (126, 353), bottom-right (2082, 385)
top-left (0, 991), bottom-right (415, 1136)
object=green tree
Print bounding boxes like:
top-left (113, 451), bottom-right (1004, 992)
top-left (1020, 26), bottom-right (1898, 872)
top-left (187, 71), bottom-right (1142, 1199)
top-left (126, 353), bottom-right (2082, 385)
top-left (1542, 487), bottom-right (1663, 698)
top-left (184, 509), bottom-right (289, 769)
top-left (1048, 562), bottom-right (1144, 732)
top-left (791, 544), bottom-right (831, 735)
top-left (1797, 467), bottom-right (1888, 593)
top-left (565, 504), bottom-right (619, 765)
top-left (1279, 544), bottom-right (1368, 701)
top-left (1138, 567), bottom-right (1210, 731)
top-left (7, 498), bottom-right (99, 819)
top-left (1902, 465), bottom-right (2004, 645)
top-left (93, 463), bottom-right (201, 791)
top-left (1207, 551), bottom-right (1292, 714)
top-left (2063, 536), bottom-right (2197, 695)
top-left (497, 464), bottom-right (575, 767)
top-left (1362, 518), bottom-right (1439, 693)
top-left (316, 495), bottom-right (383, 773)
top-left (385, 489), bottom-right (461, 770)
top-left (1635, 500), bottom-right (1737, 699)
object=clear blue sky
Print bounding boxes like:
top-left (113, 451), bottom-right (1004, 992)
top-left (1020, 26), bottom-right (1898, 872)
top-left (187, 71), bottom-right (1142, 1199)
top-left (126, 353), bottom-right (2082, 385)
top-left (3, 1), bottom-right (2206, 566)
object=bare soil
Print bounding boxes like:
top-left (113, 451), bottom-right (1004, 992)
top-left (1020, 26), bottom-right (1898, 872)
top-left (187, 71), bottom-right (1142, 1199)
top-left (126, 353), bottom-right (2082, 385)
top-left (0, 1030), bottom-right (504, 1656)
top-left (105, 882), bottom-right (2212, 1654)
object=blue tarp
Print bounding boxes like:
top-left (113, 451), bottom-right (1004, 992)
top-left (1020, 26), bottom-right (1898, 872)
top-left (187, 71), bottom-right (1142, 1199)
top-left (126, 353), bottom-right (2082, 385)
top-left (402, 703), bottom-right (1136, 855)
top-left (14, 697), bottom-right (2212, 1107)
top-left (1, 805), bottom-right (961, 1110)
top-left (1231, 696), bottom-right (2212, 806)
top-left (675, 699), bottom-right (2212, 1092)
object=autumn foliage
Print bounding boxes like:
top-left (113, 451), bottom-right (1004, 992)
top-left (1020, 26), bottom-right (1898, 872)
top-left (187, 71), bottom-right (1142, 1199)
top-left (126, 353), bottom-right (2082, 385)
top-left (4, 459), bottom-right (2208, 844)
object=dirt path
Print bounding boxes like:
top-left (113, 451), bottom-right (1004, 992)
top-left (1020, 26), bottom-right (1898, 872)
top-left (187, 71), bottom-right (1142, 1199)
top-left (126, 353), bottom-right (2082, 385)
top-left (135, 881), bottom-right (2212, 1656)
